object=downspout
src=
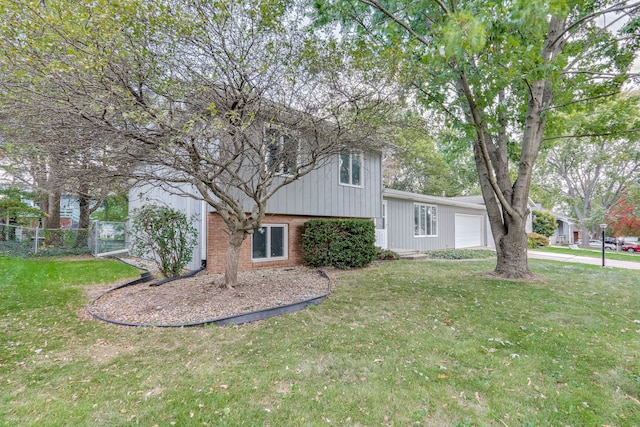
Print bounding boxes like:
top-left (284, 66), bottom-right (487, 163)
top-left (201, 200), bottom-right (207, 268)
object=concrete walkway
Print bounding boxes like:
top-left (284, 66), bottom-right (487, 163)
top-left (528, 250), bottom-right (640, 270)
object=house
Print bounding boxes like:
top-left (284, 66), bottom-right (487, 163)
top-left (59, 195), bottom-right (80, 228)
top-left (129, 122), bottom-right (505, 272)
top-left (129, 148), bottom-right (383, 273)
top-left (380, 189), bottom-right (494, 251)
top-left (130, 171), bottom-right (500, 272)
top-left (450, 194), bottom-right (535, 234)
top-left (551, 213), bottom-right (576, 245)
top-left (530, 205), bottom-right (576, 245)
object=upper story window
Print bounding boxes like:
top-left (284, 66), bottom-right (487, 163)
top-left (414, 204), bottom-right (437, 237)
top-left (265, 127), bottom-right (298, 175)
top-left (339, 151), bottom-right (362, 186)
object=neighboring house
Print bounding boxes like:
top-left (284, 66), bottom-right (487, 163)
top-left (129, 148), bottom-right (383, 273)
top-left (380, 189), bottom-right (494, 251)
top-left (59, 195), bottom-right (80, 228)
top-left (531, 204), bottom-right (576, 245)
top-left (0, 185), bottom-right (77, 228)
top-left (550, 212), bottom-right (576, 245)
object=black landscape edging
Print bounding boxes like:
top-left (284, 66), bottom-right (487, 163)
top-left (87, 267), bottom-right (331, 328)
top-left (149, 266), bottom-right (206, 286)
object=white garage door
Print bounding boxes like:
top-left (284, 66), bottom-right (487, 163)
top-left (455, 214), bottom-right (483, 248)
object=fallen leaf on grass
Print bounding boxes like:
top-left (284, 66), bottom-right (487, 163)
top-left (626, 394), bottom-right (640, 405)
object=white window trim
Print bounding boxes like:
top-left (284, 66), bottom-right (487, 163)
top-left (414, 203), bottom-right (437, 237)
top-left (251, 224), bottom-right (289, 262)
top-left (339, 151), bottom-right (364, 187)
top-left (264, 125), bottom-right (299, 177)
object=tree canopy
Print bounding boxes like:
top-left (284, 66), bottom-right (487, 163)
top-left (536, 93), bottom-right (640, 241)
top-left (0, 0), bottom-right (397, 286)
top-left (313, 0), bottom-right (640, 277)
top-left (608, 191), bottom-right (640, 238)
top-left (532, 210), bottom-right (558, 238)
top-left (383, 120), bottom-right (463, 196)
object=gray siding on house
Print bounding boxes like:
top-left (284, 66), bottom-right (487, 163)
top-left (264, 151), bottom-right (382, 219)
top-left (486, 216), bottom-right (496, 248)
top-left (384, 190), bottom-right (489, 251)
top-left (129, 150), bottom-right (383, 269)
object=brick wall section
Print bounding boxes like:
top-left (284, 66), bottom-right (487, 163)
top-left (206, 213), bottom-right (314, 274)
top-left (206, 212), bottom-right (369, 274)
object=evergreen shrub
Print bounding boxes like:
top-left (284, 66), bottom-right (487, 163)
top-left (532, 210), bottom-right (558, 237)
top-left (302, 219), bottom-right (376, 269)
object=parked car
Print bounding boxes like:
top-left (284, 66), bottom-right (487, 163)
top-left (604, 237), bottom-right (622, 246)
top-left (577, 239), bottom-right (617, 250)
top-left (622, 243), bottom-right (640, 253)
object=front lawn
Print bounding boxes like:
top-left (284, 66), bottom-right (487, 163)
top-left (534, 245), bottom-right (640, 262)
top-left (1, 256), bottom-right (639, 426)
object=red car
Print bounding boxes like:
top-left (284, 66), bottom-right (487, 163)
top-left (622, 243), bottom-right (640, 253)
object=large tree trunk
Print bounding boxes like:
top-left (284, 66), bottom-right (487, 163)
top-left (473, 130), bottom-right (534, 280)
top-left (75, 194), bottom-right (91, 248)
top-left (44, 190), bottom-right (62, 246)
top-left (0, 217), bottom-right (8, 241)
top-left (492, 216), bottom-right (531, 278)
top-left (44, 190), bottom-right (61, 229)
top-left (578, 224), bottom-right (592, 248)
top-left (459, 17), bottom-right (564, 281)
top-left (224, 229), bottom-right (248, 289)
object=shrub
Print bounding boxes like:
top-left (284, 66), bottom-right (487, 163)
top-left (528, 232), bottom-right (549, 248)
top-left (130, 205), bottom-right (198, 277)
top-left (302, 219), bottom-right (376, 269)
top-left (426, 249), bottom-right (496, 260)
top-left (376, 247), bottom-right (399, 261)
top-left (532, 210), bottom-right (558, 237)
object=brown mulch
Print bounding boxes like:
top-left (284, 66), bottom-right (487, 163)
top-left (87, 262), bottom-right (331, 326)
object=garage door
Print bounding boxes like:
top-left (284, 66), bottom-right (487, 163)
top-left (455, 214), bottom-right (483, 248)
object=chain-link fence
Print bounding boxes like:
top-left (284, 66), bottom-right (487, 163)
top-left (88, 221), bottom-right (128, 257)
top-left (0, 221), bottom-right (128, 257)
top-left (0, 223), bottom-right (89, 257)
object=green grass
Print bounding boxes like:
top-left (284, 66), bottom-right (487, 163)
top-left (425, 248), bottom-right (497, 260)
top-left (534, 245), bottom-right (640, 262)
top-left (0, 256), bottom-right (140, 311)
top-left (1, 256), bottom-right (639, 426)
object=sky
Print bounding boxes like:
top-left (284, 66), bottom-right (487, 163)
top-left (598, 12), bottom-right (640, 81)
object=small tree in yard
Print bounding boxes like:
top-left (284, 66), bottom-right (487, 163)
top-left (532, 210), bottom-right (558, 238)
top-left (130, 205), bottom-right (198, 278)
top-left (0, 0), bottom-right (394, 288)
top-left (0, 187), bottom-right (42, 241)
